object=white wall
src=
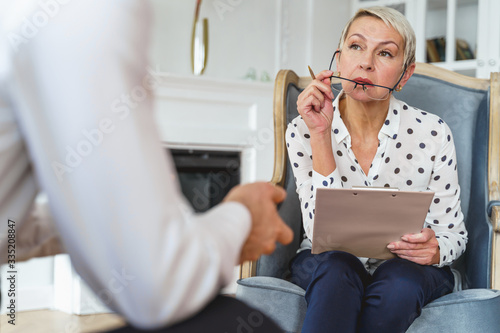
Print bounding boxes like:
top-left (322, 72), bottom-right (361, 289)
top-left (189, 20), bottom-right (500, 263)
top-left (309, 0), bottom-right (351, 74)
top-left (150, 0), bottom-right (279, 79)
top-left (149, 0), bottom-right (351, 79)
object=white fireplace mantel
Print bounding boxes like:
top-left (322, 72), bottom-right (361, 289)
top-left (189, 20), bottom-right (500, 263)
top-left (153, 73), bottom-right (275, 183)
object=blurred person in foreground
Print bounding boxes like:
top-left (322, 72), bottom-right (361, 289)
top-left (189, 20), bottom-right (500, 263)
top-left (0, 1), bottom-right (292, 332)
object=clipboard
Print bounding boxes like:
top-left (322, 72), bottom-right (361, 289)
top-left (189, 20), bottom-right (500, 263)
top-left (311, 188), bottom-right (434, 259)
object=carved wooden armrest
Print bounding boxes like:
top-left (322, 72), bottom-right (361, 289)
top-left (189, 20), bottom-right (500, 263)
top-left (240, 71), bottom-right (304, 280)
top-left (492, 205), bottom-right (500, 233)
top-left (491, 206), bottom-right (500, 289)
top-left (240, 260), bottom-right (257, 279)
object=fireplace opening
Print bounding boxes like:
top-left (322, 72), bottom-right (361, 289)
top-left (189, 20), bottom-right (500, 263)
top-left (170, 149), bottom-right (241, 212)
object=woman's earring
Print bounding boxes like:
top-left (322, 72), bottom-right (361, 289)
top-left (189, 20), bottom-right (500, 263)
top-left (395, 85), bottom-right (403, 92)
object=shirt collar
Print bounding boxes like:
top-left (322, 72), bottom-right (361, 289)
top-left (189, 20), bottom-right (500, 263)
top-left (331, 93), bottom-right (401, 144)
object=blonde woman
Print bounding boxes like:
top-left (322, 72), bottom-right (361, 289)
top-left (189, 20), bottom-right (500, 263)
top-left (287, 7), bottom-right (466, 332)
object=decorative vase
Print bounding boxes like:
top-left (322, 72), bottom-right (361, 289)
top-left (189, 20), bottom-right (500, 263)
top-left (191, 17), bottom-right (208, 75)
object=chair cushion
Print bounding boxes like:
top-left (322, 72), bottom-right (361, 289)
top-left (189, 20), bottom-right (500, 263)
top-left (236, 277), bottom-right (306, 333)
top-left (406, 289), bottom-right (500, 332)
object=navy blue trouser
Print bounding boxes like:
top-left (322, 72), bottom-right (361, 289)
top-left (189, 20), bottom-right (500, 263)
top-left (290, 250), bottom-right (454, 333)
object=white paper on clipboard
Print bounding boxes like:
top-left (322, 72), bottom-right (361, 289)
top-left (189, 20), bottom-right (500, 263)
top-left (311, 188), bottom-right (435, 259)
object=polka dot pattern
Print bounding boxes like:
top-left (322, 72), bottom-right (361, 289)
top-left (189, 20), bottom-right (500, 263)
top-left (285, 94), bottom-right (467, 268)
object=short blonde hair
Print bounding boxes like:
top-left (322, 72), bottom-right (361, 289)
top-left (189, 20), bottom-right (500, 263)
top-left (337, 6), bottom-right (416, 69)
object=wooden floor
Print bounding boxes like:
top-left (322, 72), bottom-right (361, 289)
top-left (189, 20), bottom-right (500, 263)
top-left (0, 310), bottom-right (126, 333)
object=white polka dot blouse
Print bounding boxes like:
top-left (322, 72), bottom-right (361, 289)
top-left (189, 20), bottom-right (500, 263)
top-left (286, 93), bottom-right (467, 268)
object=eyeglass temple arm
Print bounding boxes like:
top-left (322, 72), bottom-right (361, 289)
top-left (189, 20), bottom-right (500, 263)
top-left (390, 66), bottom-right (407, 91)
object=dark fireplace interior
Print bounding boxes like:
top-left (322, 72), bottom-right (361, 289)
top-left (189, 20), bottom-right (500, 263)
top-left (170, 149), bottom-right (241, 212)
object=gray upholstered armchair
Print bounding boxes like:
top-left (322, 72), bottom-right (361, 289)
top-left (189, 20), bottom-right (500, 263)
top-left (236, 63), bottom-right (500, 333)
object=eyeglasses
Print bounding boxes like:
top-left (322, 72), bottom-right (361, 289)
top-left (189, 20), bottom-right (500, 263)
top-left (328, 50), bottom-right (406, 101)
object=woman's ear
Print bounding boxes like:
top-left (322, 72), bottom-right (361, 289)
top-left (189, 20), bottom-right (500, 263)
top-left (335, 49), bottom-right (342, 73)
top-left (399, 63), bottom-right (416, 88)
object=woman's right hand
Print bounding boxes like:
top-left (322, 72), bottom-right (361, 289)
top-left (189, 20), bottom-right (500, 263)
top-left (297, 70), bottom-right (335, 136)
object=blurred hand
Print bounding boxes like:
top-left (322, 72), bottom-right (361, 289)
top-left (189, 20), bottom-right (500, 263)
top-left (297, 70), bottom-right (335, 136)
top-left (387, 228), bottom-right (440, 265)
top-left (223, 182), bottom-right (293, 263)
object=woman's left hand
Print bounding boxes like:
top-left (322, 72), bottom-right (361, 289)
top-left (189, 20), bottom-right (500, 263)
top-left (387, 228), bottom-right (440, 265)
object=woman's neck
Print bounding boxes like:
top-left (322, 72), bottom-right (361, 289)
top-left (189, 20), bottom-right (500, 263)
top-left (339, 95), bottom-right (391, 141)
